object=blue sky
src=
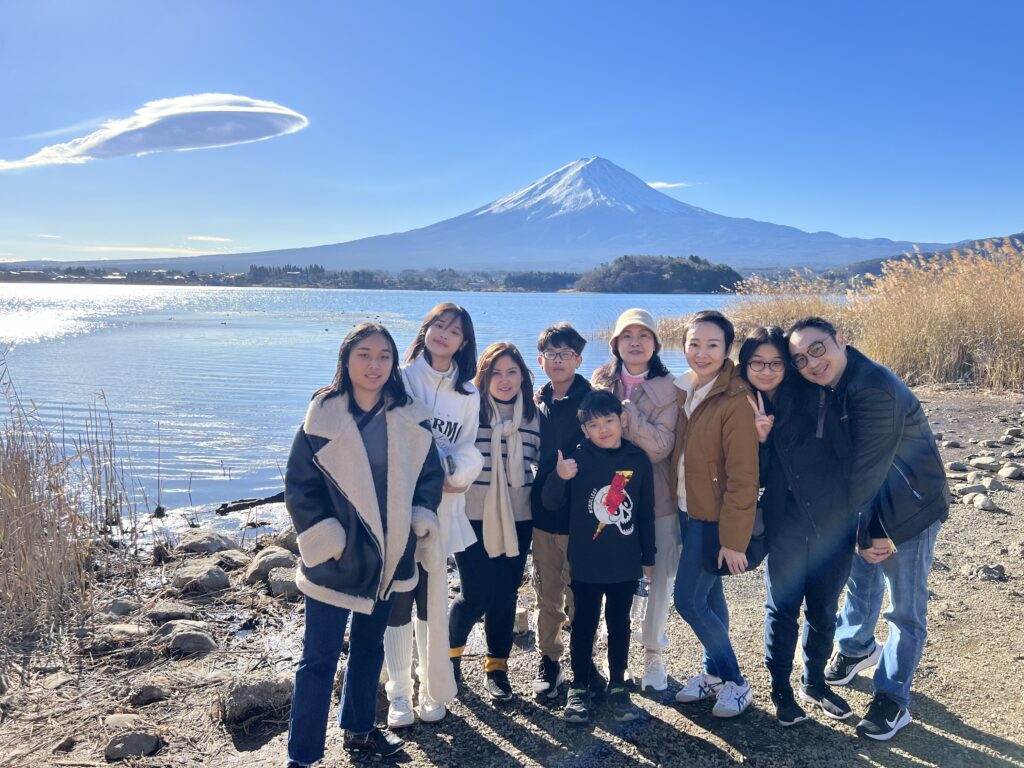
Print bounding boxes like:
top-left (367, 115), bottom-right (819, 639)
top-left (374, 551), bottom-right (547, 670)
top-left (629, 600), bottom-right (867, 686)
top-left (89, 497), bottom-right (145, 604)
top-left (2, 1), bottom-right (1022, 263)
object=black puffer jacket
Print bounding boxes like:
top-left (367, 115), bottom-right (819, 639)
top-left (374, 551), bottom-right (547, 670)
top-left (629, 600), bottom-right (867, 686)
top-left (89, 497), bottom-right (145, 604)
top-left (833, 346), bottom-right (950, 547)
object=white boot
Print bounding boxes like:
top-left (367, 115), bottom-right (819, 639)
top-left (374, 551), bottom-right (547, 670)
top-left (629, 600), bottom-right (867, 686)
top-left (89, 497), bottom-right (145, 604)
top-left (415, 618), bottom-right (446, 722)
top-left (383, 623), bottom-right (415, 728)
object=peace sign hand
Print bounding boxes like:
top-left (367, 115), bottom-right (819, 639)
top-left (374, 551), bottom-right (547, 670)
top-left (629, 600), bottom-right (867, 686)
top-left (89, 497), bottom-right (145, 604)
top-left (746, 391), bottom-right (775, 444)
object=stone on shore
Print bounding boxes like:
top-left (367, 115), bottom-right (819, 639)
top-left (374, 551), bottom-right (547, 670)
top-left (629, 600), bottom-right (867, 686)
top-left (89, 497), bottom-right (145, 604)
top-left (946, 461), bottom-right (969, 472)
top-left (268, 567), bottom-right (300, 599)
top-left (974, 495), bottom-right (998, 511)
top-left (104, 731), bottom-right (162, 761)
top-left (147, 602), bottom-right (197, 623)
top-left (981, 477), bottom-right (1009, 492)
top-left (177, 528), bottom-right (236, 554)
top-left (171, 563), bottom-right (230, 594)
top-left (53, 735), bottom-right (77, 753)
top-left (1006, 427), bottom-right (1023, 438)
top-left (101, 598), bottom-right (142, 617)
top-left (942, 440), bottom-right (963, 449)
top-left (104, 714), bottom-right (141, 729)
top-left (129, 683), bottom-right (170, 706)
top-left (153, 620), bottom-right (217, 654)
top-left (998, 465), bottom-right (1023, 480)
top-left (243, 546), bottom-right (296, 586)
top-left (273, 526), bottom-right (300, 555)
top-left (962, 493), bottom-right (979, 506)
top-left (953, 483), bottom-right (986, 496)
top-left (213, 549), bottom-right (251, 571)
top-left (219, 673), bottom-right (294, 725)
top-left (970, 456), bottom-right (1003, 471)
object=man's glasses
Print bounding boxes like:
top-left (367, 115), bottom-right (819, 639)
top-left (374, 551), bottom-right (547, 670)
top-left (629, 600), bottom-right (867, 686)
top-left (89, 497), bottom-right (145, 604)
top-left (541, 350), bottom-right (578, 361)
top-left (747, 360), bottom-right (786, 373)
top-left (791, 340), bottom-right (829, 370)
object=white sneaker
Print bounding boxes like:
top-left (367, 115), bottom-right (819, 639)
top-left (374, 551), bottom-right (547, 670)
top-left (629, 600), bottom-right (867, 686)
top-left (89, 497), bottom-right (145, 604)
top-left (641, 651), bottom-right (668, 691)
top-left (387, 695), bottom-right (415, 728)
top-left (675, 672), bottom-right (723, 703)
top-left (417, 690), bottom-right (446, 723)
top-left (712, 680), bottom-right (752, 718)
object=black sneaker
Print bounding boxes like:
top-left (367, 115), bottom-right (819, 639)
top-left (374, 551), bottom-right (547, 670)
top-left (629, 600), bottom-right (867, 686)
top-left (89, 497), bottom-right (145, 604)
top-left (771, 687), bottom-right (808, 727)
top-left (800, 683), bottom-right (854, 720)
top-left (856, 694), bottom-right (912, 741)
top-left (284, 762), bottom-right (308, 768)
top-left (607, 686), bottom-right (640, 722)
top-left (343, 728), bottom-right (405, 757)
top-left (587, 662), bottom-right (607, 699)
top-left (824, 643), bottom-right (882, 686)
top-left (484, 670), bottom-right (514, 703)
top-left (563, 687), bottom-right (590, 723)
top-left (533, 655), bottom-right (565, 699)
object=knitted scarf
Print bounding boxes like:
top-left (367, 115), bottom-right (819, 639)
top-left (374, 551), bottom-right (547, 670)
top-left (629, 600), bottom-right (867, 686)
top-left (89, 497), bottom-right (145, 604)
top-left (482, 394), bottom-right (525, 558)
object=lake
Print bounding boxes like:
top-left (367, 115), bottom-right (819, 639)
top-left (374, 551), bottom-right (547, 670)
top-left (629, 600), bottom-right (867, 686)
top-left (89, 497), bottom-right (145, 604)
top-left (0, 284), bottom-right (727, 535)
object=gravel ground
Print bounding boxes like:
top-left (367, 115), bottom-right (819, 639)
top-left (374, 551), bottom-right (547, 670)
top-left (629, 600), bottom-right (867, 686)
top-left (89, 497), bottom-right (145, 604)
top-left (2, 386), bottom-right (1023, 767)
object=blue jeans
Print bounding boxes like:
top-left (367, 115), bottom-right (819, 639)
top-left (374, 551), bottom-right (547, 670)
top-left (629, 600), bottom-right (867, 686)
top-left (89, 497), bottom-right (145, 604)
top-left (288, 593), bottom-right (394, 765)
top-left (834, 519), bottom-right (940, 709)
top-left (673, 512), bottom-right (743, 685)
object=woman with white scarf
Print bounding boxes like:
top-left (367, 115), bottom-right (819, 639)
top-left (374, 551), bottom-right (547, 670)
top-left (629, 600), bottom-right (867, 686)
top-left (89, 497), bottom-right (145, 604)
top-left (448, 342), bottom-right (540, 702)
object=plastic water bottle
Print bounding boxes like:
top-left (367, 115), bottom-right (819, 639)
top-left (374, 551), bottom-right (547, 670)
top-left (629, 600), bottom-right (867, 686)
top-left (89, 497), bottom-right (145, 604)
top-left (630, 577), bottom-right (650, 624)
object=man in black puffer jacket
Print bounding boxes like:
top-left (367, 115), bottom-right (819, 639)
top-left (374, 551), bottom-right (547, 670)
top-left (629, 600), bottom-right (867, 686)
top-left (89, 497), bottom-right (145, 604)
top-left (787, 317), bottom-right (949, 743)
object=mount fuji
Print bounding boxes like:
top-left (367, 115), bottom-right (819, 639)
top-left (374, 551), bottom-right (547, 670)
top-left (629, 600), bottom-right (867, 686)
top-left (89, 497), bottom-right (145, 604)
top-left (21, 157), bottom-right (950, 273)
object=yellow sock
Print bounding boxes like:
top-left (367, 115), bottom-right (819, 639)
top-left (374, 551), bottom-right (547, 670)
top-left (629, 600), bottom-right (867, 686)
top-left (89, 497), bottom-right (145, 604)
top-left (484, 656), bottom-right (508, 673)
top-left (450, 645), bottom-right (465, 659)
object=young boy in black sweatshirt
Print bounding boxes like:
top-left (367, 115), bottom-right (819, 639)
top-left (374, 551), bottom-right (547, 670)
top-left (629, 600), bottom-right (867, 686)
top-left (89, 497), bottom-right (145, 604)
top-left (542, 390), bottom-right (656, 723)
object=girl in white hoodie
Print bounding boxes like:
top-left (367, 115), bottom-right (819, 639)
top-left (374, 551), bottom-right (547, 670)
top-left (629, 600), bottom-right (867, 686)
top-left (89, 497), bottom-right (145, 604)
top-left (384, 303), bottom-right (484, 727)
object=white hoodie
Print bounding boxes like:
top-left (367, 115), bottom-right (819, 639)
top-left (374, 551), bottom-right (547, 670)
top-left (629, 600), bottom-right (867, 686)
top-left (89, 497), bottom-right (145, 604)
top-left (402, 354), bottom-right (483, 555)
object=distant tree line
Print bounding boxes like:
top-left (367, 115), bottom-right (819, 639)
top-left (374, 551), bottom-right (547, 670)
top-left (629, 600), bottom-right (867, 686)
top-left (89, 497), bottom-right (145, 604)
top-left (0, 254), bottom-right (742, 294)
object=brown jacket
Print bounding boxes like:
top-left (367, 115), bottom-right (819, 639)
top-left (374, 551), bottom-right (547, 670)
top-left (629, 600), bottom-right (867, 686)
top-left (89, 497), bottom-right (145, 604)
top-left (591, 365), bottom-right (679, 519)
top-left (668, 360), bottom-right (759, 552)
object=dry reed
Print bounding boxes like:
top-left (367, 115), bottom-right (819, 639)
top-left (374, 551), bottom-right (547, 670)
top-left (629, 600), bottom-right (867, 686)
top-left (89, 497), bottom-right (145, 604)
top-left (0, 357), bottom-right (138, 668)
top-left (658, 250), bottom-right (1024, 391)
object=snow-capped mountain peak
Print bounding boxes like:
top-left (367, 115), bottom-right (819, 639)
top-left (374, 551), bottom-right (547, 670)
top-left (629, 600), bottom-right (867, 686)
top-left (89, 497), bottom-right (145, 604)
top-left (474, 156), bottom-right (689, 218)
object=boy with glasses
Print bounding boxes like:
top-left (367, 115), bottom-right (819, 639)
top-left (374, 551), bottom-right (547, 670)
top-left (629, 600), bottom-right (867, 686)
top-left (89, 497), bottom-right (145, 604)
top-left (786, 317), bottom-right (949, 741)
top-left (530, 323), bottom-right (591, 698)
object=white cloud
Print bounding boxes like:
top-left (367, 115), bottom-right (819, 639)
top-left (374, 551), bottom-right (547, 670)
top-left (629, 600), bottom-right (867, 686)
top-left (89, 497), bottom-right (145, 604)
top-left (187, 235), bottom-right (233, 242)
top-left (76, 244), bottom-right (211, 256)
top-left (37, 234), bottom-right (63, 239)
top-left (647, 180), bottom-right (694, 189)
top-left (0, 94), bottom-right (308, 172)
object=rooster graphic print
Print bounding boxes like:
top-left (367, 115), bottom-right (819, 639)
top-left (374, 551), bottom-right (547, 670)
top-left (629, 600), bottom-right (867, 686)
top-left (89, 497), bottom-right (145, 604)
top-left (588, 470), bottom-right (635, 539)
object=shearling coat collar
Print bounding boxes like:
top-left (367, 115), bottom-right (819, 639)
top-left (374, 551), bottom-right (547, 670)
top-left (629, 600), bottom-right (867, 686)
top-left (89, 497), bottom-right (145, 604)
top-left (303, 392), bottom-right (433, 600)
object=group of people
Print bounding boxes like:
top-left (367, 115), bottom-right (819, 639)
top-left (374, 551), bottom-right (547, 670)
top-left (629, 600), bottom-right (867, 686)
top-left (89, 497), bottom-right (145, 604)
top-left (281, 302), bottom-right (950, 767)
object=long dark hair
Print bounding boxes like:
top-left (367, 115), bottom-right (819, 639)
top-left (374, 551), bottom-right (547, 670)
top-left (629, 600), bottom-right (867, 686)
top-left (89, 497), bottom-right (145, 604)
top-left (474, 342), bottom-right (538, 425)
top-left (316, 322), bottom-right (410, 413)
top-left (405, 303), bottom-right (477, 395)
top-left (737, 326), bottom-right (788, 392)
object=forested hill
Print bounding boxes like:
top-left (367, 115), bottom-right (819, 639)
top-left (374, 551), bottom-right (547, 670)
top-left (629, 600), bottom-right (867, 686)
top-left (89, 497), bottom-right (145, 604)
top-left (574, 255), bottom-right (742, 294)
top-left (829, 233), bottom-right (1024, 279)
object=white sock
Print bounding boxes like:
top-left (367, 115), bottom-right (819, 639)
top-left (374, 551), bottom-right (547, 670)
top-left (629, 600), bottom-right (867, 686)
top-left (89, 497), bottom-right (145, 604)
top-left (383, 623), bottom-right (414, 701)
top-left (414, 618), bottom-right (433, 701)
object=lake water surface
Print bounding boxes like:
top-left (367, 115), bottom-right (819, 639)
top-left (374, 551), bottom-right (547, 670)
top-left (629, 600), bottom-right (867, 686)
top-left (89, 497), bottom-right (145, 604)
top-left (0, 284), bottom-right (727, 534)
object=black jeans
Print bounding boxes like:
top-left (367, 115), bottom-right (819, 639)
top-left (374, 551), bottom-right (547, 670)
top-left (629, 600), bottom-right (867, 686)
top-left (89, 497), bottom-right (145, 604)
top-left (448, 520), bottom-right (532, 659)
top-left (387, 563), bottom-right (429, 626)
top-left (764, 529), bottom-right (854, 689)
top-left (570, 579), bottom-right (637, 687)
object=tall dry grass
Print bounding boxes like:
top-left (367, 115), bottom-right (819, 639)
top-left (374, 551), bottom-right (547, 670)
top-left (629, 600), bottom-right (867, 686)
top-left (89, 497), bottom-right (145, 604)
top-left (658, 251), bottom-right (1024, 391)
top-left (0, 358), bottom-right (138, 666)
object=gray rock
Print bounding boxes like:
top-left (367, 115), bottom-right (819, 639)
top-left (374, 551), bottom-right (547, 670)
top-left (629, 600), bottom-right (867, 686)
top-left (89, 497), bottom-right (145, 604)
top-left (153, 620), bottom-right (217, 655)
top-left (129, 684), bottom-right (170, 706)
top-left (1006, 427), bottom-right (1023, 438)
top-left (1000, 435), bottom-right (1017, 445)
top-left (981, 440), bottom-right (1002, 449)
top-left (970, 456), bottom-right (1003, 471)
top-left (953, 483), bottom-right (986, 496)
top-left (268, 566), bottom-right (300, 600)
top-left (998, 465), bottom-right (1023, 480)
top-left (219, 673), bottom-right (294, 724)
top-left (147, 601), bottom-right (197, 623)
top-left (273, 526), bottom-right (300, 555)
top-left (42, 671), bottom-right (74, 690)
top-left (104, 713), bottom-right (141, 729)
top-left (243, 546), bottom-right (297, 586)
top-left (945, 461), bottom-right (969, 472)
top-left (962, 493), bottom-right (979, 506)
top-left (171, 562), bottom-right (230, 594)
top-left (967, 470), bottom-right (991, 483)
top-left (974, 495), bottom-right (998, 511)
top-left (104, 731), bottom-right (162, 761)
top-left (101, 598), bottom-right (142, 617)
top-left (981, 477), bottom-right (1010, 492)
top-left (177, 528), bottom-right (235, 554)
top-left (942, 439), bottom-right (962, 449)
top-left (52, 735), bottom-right (77, 753)
top-left (979, 564), bottom-right (1008, 582)
top-left (214, 548), bottom-right (251, 571)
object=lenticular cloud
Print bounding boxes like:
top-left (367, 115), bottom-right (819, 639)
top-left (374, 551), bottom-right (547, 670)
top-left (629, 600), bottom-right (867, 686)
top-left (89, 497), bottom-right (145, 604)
top-left (0, 93), bottom-right (308, 171)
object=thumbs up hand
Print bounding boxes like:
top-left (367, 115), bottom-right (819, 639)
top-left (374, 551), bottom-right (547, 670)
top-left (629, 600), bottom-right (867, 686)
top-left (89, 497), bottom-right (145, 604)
top-left (556, 449), bottom-right (578, 480)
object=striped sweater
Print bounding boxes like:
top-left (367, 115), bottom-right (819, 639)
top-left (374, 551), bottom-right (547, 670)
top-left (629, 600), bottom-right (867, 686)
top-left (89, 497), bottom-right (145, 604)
top-left (465, 400), bottom-right (540, 523)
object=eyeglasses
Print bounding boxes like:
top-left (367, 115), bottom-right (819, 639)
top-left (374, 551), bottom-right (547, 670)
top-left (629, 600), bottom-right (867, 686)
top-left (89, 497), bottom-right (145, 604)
top-left (541, 350), bottom-right (578, 361)
top-left (791, 340), bottom-right (829, 370)
top-left (747, 359), bottom-right (786, 373)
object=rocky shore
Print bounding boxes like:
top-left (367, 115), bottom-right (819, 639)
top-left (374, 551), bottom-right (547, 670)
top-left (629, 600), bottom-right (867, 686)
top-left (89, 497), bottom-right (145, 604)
top-left (1, 387), bottom-right (1022, 767)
